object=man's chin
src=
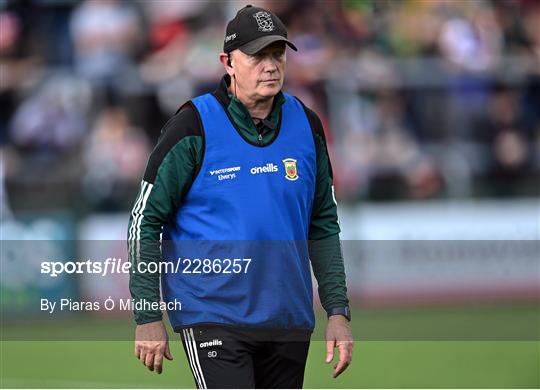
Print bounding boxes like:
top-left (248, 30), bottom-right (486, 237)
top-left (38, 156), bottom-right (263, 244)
top-left (257, 85), bottom-right (281, 98)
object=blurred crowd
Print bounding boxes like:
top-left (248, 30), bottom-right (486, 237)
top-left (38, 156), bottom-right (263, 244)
top-left (1, 0), bottom-right (539, 215)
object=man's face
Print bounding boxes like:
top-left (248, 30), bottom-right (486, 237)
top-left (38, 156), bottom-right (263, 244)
top-left (229, 42), bottom-right (287, 101)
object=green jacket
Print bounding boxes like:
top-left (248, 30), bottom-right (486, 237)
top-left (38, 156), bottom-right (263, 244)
top-left (128, 75), bottom-right (349, 325)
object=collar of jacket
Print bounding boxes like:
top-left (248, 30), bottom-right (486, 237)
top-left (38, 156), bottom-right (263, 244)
top-left (213, 74), bottom-right (285, 142)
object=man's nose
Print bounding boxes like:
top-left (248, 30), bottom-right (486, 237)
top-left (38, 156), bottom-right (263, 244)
top-left (261, 56), bottom-right (278, 71)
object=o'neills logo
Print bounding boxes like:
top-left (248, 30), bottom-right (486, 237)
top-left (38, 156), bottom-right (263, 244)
top-left (250, 163), bottom-right (279, 175)
top-left (200, 339), bottom-right (222, 348)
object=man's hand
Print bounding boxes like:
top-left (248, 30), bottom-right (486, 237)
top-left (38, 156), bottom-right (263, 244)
top-left (325, 315), bottom-right (354, 378)
top-left (134, 320), bottom-right (173, 374)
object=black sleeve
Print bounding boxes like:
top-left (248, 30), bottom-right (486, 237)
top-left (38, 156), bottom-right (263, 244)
top-left (297, 99), bottom-right (350, 314)
top-left (128, 103), bottom-right (204, 325)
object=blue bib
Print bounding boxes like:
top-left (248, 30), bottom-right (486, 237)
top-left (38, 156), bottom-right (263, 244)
top-left (162, 93), bottom-right (316, 330)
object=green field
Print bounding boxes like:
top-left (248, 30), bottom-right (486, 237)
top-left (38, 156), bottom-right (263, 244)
top-left (1, 304), bottom-right (539, 388)
top-left (1, 340), bottom-right (539, 388)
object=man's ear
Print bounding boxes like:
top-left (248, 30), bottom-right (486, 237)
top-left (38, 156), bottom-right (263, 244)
top-left (219, 52), bottom-right (234, 77)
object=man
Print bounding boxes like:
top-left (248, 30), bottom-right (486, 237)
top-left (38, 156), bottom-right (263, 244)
top-left (128, 5), bottom-right (353, 388)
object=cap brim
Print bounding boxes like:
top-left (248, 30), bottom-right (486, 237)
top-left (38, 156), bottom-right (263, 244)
top-left (239, 35), bottom-right (297, 55)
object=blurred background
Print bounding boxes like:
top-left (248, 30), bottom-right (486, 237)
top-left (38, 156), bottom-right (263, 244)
top-left (1, 0), bottom-right (539, 388)
top-left (1, 0), bottom-right (539, 212)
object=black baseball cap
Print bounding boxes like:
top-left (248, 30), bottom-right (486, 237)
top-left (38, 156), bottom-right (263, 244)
top-left (223, 5), bottom-right (297, 55)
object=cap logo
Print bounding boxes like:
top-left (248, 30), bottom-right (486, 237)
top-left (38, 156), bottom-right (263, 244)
top-left (253, 11), bottom-right (275, 32)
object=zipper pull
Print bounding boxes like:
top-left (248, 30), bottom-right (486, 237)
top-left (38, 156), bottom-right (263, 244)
top-left (258, 134), bottom-right (262, 142)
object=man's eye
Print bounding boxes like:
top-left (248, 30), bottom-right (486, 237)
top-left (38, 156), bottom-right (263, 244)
top-left (249, 51), bottom-right (283, 61)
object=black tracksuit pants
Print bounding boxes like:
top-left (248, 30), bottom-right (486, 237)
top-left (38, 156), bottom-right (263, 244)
top-left (179, 324), bottom-right (311, 389)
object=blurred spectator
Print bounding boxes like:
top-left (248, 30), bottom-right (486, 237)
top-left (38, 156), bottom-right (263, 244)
top-left (138, 1), bottom-right (220, 115)
top-left (0, 8), bottom-right (40, 145)
top-left (82, 106), bottom-right (150, 210)
top-left (138, 1), bottom-right (196, 84)
top-left (70, 0), bottom-right (142, 91)
top-left (438, 6), bottom-right (502, 72)
top-left (9, 74), bottom-right (91, 156)
top-left (0, 150), bottom-right (13, 220)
